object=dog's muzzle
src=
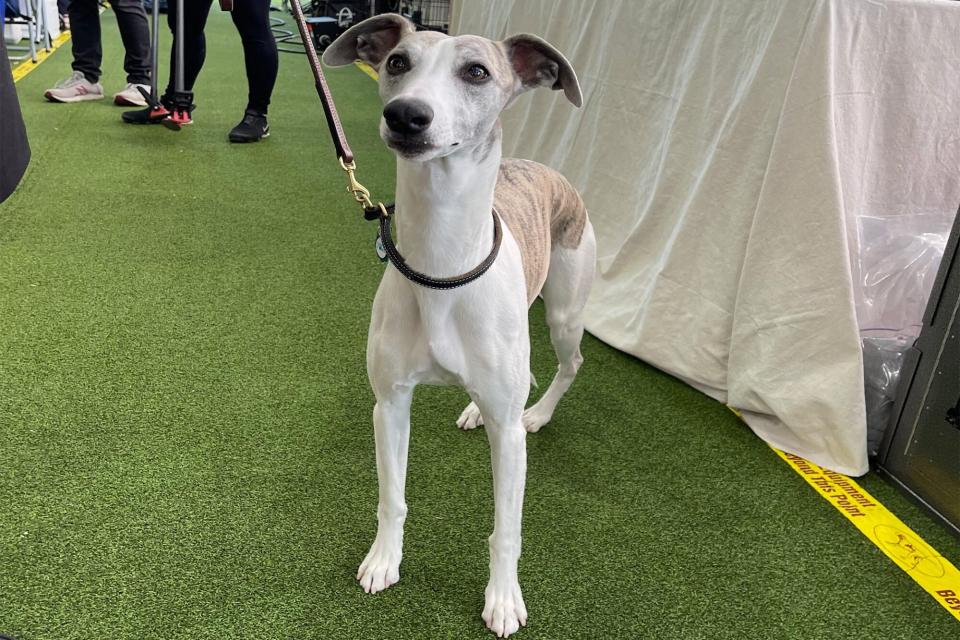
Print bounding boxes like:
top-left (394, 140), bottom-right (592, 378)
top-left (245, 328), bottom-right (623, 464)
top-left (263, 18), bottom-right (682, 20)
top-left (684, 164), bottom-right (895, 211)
top-left (383, 99), bottom-right (434, 136)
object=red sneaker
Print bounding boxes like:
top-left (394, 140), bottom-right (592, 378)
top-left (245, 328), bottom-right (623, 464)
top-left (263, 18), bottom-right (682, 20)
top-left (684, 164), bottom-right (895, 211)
top-left (162, 107), bottom-right (193, 131)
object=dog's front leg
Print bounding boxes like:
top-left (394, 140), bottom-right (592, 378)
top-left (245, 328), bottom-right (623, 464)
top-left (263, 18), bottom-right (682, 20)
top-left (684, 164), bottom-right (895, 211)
top-left (357, 386), bottom-right (412, 594)
top-left (479, 403), bottom-right (528, 637)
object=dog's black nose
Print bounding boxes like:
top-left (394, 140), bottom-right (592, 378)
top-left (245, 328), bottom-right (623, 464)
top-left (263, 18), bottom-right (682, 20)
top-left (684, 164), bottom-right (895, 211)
top-left (383, 99), bottom-right (434, 135)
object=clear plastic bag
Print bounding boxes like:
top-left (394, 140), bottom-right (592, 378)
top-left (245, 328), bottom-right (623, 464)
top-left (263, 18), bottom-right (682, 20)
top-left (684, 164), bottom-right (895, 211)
top-left (857, 213), bottom-right (953, 456)
top-left (861, 336), bottom-right (908, 457)
top-left (857, 214), bottom-right (951, 340)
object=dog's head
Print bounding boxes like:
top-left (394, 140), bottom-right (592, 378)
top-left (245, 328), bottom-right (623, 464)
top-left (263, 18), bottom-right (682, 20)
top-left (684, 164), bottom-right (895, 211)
top-left (322, 14), bottom-right (582, 162)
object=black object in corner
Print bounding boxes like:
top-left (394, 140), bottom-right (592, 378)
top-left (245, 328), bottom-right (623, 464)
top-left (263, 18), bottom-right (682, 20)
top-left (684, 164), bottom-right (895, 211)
top-left (0, 36), bottom-right (31, 204)
top-left (878, 203), bottom-right (960, 537)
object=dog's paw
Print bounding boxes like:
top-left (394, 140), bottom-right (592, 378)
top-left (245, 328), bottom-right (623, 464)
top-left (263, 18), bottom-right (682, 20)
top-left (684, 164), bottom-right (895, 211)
top-left (357, 538), bottom-right (402, 594)
top-left (482, 579), bottom-right (527, 638)
top-left (456, 402), bottom-right (484, 430)
top-left (521, 406), bottom-right (552, 433)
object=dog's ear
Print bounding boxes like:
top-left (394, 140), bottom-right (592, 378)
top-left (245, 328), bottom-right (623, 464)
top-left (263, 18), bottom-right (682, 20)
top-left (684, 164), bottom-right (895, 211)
top-left (501, 34), bottom-right (582, 107)
top-left (322, 14), bottom-right (416, 68)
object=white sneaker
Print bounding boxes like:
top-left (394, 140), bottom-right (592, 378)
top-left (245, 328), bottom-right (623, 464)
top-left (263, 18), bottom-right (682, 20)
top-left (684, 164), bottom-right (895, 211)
top-left (44, 70), bottom-right (104, 103)
top-left (113, 83), bottom-right (151, 107)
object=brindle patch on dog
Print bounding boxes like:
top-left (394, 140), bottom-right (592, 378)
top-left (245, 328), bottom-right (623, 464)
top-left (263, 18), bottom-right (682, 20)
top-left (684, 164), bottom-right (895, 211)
top-left (494, 158), bottom-right (587, 304)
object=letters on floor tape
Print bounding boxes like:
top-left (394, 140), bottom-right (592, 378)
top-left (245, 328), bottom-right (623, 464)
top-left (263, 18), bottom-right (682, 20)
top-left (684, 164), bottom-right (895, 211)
top-left (726, 406), bottom-right (959, 621)
top-left (771, 446), bottom-right (960, 622)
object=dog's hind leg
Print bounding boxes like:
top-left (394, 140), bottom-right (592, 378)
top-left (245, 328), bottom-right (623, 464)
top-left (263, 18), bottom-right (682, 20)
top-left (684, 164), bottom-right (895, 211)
top-left (357, 387), bottom-right (413, 594)
top-left (522, 220), bottom-right (596, 433)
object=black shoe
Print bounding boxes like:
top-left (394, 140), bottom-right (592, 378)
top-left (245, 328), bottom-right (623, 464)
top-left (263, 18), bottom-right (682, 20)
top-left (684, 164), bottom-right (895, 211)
top-left (229, 111), bottom-right (270, 143)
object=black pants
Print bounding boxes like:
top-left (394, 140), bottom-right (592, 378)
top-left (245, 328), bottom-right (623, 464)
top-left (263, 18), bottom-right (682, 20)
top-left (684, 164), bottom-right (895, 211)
top-left (165, 0), bottom-right (278, 115)
top-left (70, 0), bottom-right (151, 85)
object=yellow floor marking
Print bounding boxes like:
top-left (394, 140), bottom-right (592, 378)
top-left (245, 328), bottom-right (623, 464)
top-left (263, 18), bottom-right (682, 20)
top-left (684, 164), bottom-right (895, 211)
top-left (12, 4), bottom-right (110, 84)
top-left (771, 448), bottom-right (960, 621)
top-left (355, 61), bottom-right (378, 81)
top-left (12, 30), bottom-right (73, 83)
top-left (728, 406), bottom-right (959, 621)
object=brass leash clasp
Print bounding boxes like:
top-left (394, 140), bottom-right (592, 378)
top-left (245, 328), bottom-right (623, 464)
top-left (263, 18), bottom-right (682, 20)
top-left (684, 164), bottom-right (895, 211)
top-left (340, 157), bottom-right (374, 210)
top-left (340, 157), bottom-right (390, 220)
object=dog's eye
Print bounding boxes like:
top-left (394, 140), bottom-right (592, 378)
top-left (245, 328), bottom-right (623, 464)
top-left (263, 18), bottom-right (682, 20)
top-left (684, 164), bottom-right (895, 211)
top-left (386, 55), bottom-right (408, 74)
top-left (465, 64), bottom-right (490, 82)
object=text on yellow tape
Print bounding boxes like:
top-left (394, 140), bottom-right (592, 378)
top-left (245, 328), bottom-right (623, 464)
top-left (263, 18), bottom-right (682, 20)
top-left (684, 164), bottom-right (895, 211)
top-left (773, 447), bottom-right (960, 622)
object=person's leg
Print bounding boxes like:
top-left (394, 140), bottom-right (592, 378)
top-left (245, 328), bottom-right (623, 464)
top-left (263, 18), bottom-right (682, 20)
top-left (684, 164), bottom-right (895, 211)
top-left (163, 0), bottom-right (215, 100)
top-left (111, 0), bottom-right (151, 85)
top-left (68, 0), bottom-right (102, 83)
top-left (226, 0), bottom-right (278, 141)
top-left (58, 0), bottom-right (71, 30)
top-left (230, 0), bottom-right (278, 115)
top-left (122, 0), bottom-right (212, 122)
top-left (44, 0), bottom-right (104, 101)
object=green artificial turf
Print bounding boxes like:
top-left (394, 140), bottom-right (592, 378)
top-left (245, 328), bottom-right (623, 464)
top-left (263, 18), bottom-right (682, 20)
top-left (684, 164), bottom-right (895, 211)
top-left (1, 11), bottom-right (959, 640)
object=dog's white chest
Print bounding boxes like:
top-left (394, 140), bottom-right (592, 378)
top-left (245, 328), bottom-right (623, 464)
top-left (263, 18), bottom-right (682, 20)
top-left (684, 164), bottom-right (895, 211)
top-left (417, 307), bottom-right (469, 385)
top-left (419, 352), bottom-right (463, 386)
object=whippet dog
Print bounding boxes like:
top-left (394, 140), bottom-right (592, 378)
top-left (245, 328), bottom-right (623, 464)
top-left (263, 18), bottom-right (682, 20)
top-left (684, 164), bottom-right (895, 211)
top-left (323, 15), bottom-right (595, 638)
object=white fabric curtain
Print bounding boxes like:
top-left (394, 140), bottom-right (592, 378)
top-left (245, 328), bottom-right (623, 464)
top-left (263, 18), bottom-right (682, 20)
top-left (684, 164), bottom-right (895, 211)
top-left (451, 0), bottom-right (960, 476)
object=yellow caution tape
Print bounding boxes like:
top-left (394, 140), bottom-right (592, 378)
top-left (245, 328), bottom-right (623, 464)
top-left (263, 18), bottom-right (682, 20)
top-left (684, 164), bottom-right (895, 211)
top-left (771, 446), bottom-right (960, 621)
top-left (355, 61), bottom-right (378, 81)
top-left (12, 30), bottom-right (73, 83)
top-left (12, 4), bottom-right (110, 83)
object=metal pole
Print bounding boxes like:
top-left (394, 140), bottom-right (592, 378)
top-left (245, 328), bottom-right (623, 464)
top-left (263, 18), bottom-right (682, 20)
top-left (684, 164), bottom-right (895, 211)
top-left (150, 0), bottom-right (160, 103)
top-left (175, 0), bottom-right (185, 94)
top-left (25, 0), bottom-right (37, 63)
top-left (36, 0), bottom-right (51, 50)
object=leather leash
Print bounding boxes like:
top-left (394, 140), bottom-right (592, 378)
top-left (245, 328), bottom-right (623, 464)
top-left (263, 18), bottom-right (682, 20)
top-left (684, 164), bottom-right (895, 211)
top-left (288, 3), bottom-right (502, 290)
